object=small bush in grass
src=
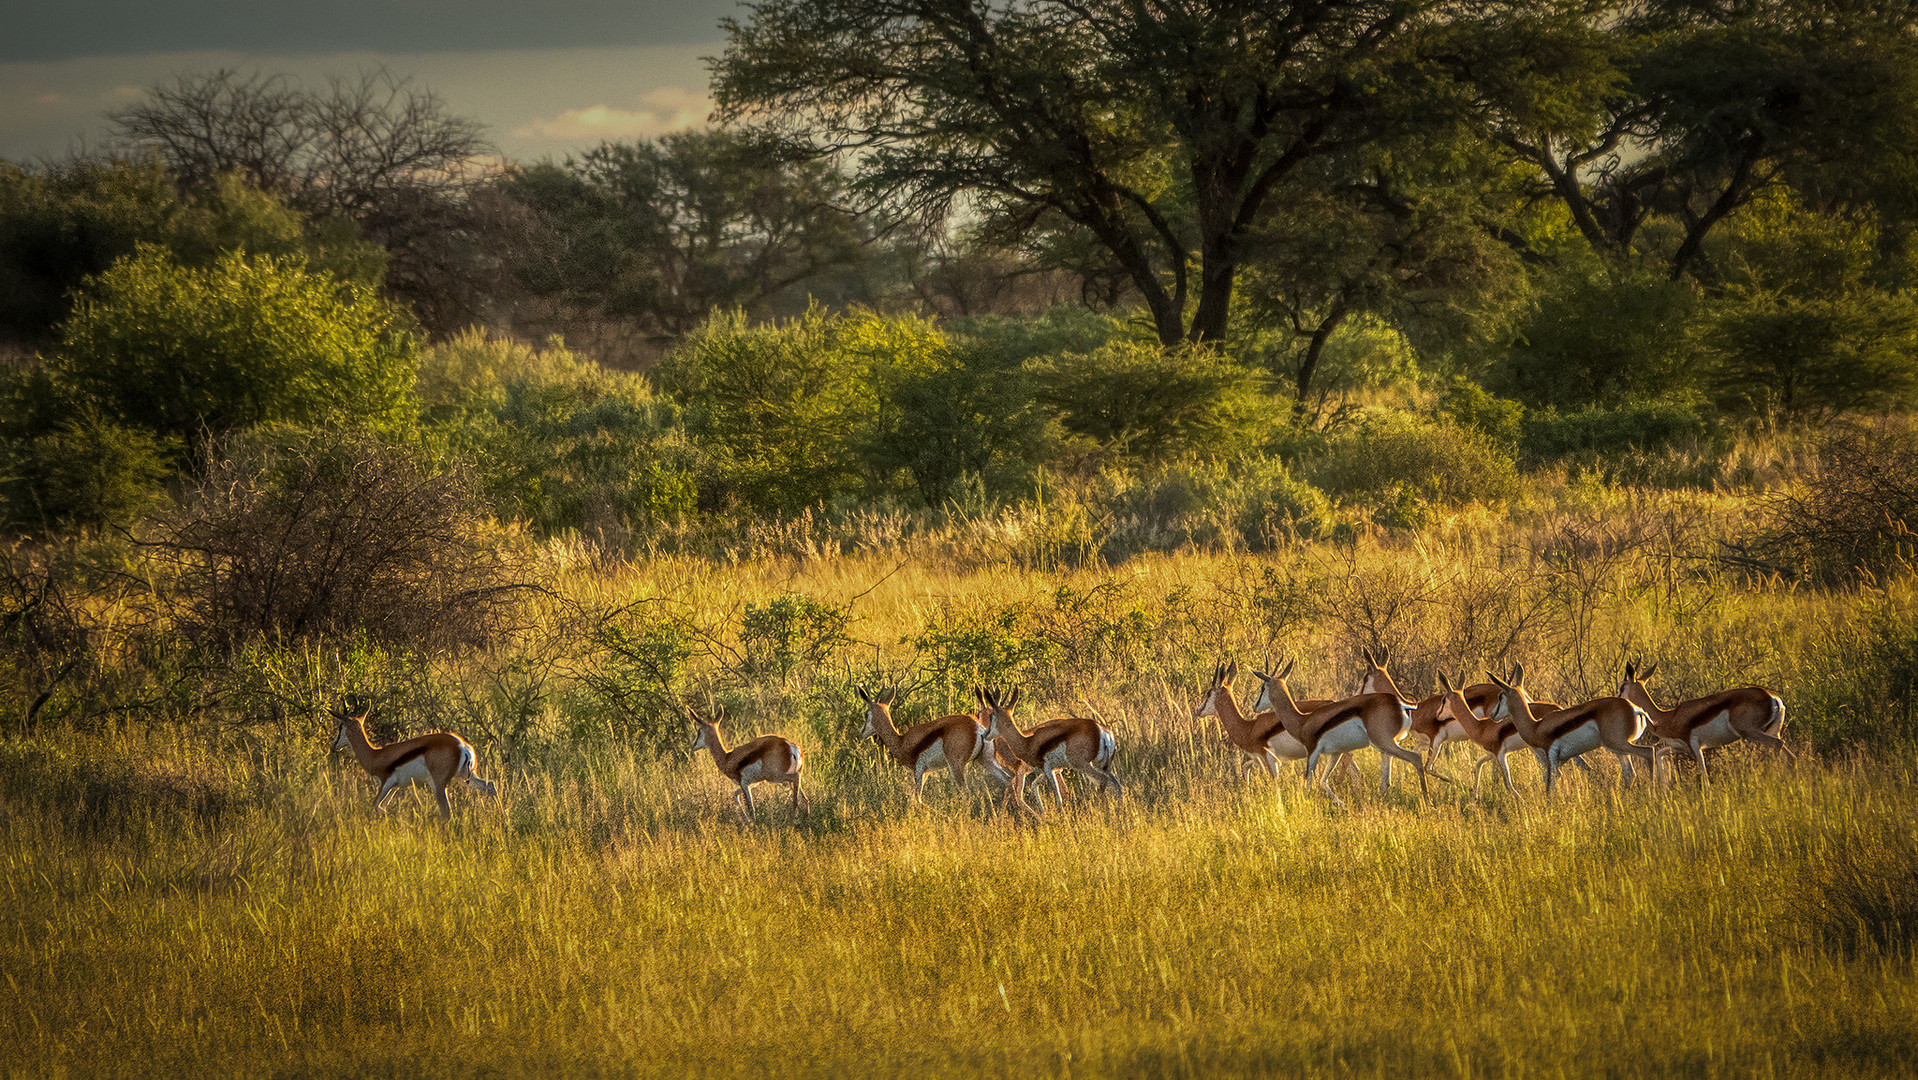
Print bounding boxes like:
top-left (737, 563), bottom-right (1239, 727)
top-left (1519, 398), bottom-right (1725, 482)
top-left (1308, 413), bottom-right (1519, 510)
top-left (1102, 456), bottom-right (1332, 555)
top-left (1435, 378), bottom-right (1524, 448)
top-left (1027, 342), bottom-right (1272, 465)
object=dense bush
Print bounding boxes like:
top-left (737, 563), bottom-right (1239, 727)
top-left (425, 332), bottom-right (699, 542)
top-left (655, 306), bottom-right (874, 513)
top-left (1028, 342), bottom-right (1272, 464)
top-left (1497, 267), bottom-right (1697, 407)
top-left (1308, 414), bottom-right (1520, 511)
top-left (4, 414), bottom-right (172, 531)
top-left (1731, 424), bottom-right (1918, 585)
top-left (1102, 456), bottom-right (1332, 556)
top-left (55, 248), bottom-right (416, 442)
top-left (144, 429), bottom-right (531, 651)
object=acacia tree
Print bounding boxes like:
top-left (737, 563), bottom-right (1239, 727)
top-left (1467, 0), bottom-right (1918, 282)
top-left (501, 130), bottom-right (869, 342)
top-left (714, 0), bottom-right (1519, 348)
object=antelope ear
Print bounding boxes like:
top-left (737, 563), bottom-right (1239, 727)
top-left (1007, 688), bottom-right (1020, 709)
top-left (1511, 662), bottom-right (1525, 686)
top-left (1437, 671), bottom-right (1453, 691)
top-left (712, 703), bottom-right (725, 722)
top-left (1487, 670), bottom-right (1512, 691)
top-left (1279, 658), bottom-right (1295, 679)
top-left (856, 686), bottom-right (871, 704)
top-left (1251, 669), bottom-right (1269, 682)
top-left (1378, 646), bottom-right (1390, 668)
top-left (1223, 660), bottom-right (1238, 684)
top-left (1362, 646), bottom-right (1377, 667)
top-left (1641, 662), bottom-right (1658, 682)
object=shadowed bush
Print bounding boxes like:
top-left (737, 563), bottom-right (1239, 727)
top-left (144, 430), bottom-right (534, 651)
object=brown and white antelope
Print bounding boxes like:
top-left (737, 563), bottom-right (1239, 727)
top-left (331, 704), bottom-right (496, 820)
top-left (978, 686), bottom-right (1121, 813)
top-left (1247, 659), bottom-right (1441, 806)
top-left (856, 684), bottom-right (995, 804)
top-left (1618, 660), bottom-right (1792, 783)
top-left (689, 704), bottom-right (808, 820)
top-left (1356, 646), bottom-right (1500, 767)
top-left (1486, 664), bottom-right (1654, 795)
top-left (1194, 662), bottom-right (1362, 788)
top-left (1430, 671), bottom-right (1588, 797)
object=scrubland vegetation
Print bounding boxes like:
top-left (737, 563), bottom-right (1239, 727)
top-left (6, 0), bottom-right (1918, 1074)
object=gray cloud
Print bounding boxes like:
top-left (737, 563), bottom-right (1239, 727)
top-left (6, 1), bottom-right (744, 62)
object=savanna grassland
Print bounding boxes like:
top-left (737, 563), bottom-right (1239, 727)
top-left (4, 479), bottom-right (1917, 1079)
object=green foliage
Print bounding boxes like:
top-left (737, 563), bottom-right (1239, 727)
top-left (1498, 265), bottom-right (1697, 407)
top-left (656, 306), bottom-right (874, 513)
top-left (861, 321), bottom-right (1059, 506)
top-left (5, 414), bottom-right (172, 531)
top-left (1435, 378), bottom-right (1525, 448)
top-left (1103, 456), bottom-right (1333, 556)
top-left (1028, 342), bottom-right (1272, 464)
top-left (585, 616), bottom-right (696, 753)
top-left (740, 594), bottom-right (854, 681)
top-left (1519, 399), bottom-right (1724, 471)
top-left (425, 332), bottom-right (698, 540)
top-left (0, 159), bottom-right (384, 346)
top-left (1309, 413), bottom-right (1520, 510)
top-left (944, 304), bottom-right (1120, 362)
top-left (55, 248), bottom-right (416, 442)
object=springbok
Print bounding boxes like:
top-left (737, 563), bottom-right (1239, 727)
top-left (1196, 662), bottom-right (1362, 788)
top-left (856, 684), bottom-right (995, 805)
top-left (689, 704), bottom-right (807, 820)
top-left (1356, 646), bottom-right (1501, 767)
top-left (1618, 660), bottom-right (1792, 783)
top-left (331, 704), bottom-right (496, 820)
top-left (1486, 665), bottom-right (1654, 795)
top-left (1248, 659), bottom-right (1440, 806)
top-left (978, 686), bottom-right (1122, 813)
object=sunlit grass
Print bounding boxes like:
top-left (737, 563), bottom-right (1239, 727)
top-left (2, 724), bottom-right (1913, 1078)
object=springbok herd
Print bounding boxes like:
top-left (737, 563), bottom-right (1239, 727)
top-left (329, 649), bottom-right (1792, 821)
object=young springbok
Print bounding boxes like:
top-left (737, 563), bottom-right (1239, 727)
top-left (856, 684), bottom-right (995, 805)
top-left (331, 704), bottom-right (496, 820)
top-left (977, 686), bottom-right (1121, 813)
top-left (1618, 660), bottom-right (1792, 783)
top-left (1431, 671), bottom-right (1584, 797)
top-left (689, 704), bottom-right (807, 820)
top-left (1486, 664), bottom-right (1654, 795)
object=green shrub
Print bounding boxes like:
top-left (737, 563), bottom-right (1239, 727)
top-left (1308, 414), bottom-right (1520, 509)
top-left (655, 306), bottom-right (873, 513)
top-left (856, 315), bottom-right (1058, 505)
top-left (1519, 399), bottom-right (1726, 485)
top-left (430, 333), bottom-right (699, 541)
top-left (1435, 378), bottom-right (1524, 448)
top-left (1102, 456), bottom-right (1332, 556)
top-left (55, 248), bottom-right (416, 441)
top-left (1028, 342), bottom-right (1272, 465)
top-left (1497, 266), bottom-right (1697, 407)
top-left (944, 304), bottom-right (1119, 363)
top-left (9, 414), bottom-right (172, 530)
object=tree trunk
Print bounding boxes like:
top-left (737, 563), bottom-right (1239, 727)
top-left (1293, 294), bottom-right (1350, 414)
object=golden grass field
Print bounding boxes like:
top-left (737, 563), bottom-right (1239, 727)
top-left (3, 484), bottom-right (1916, 1078)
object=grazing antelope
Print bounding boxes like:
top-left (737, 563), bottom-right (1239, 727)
top-left (978, 686), bottom-right (1121, 813)
top-left (1618, 660), bottom-right (1793, 783)
top-left (1249, 659), bottom-right (1441, 806)
top-left (1486, 664), bottom-right (1654, 795)
top-left (1196, 662), bottom-right (1362, 788)
top-left (689, 704), bottom-right (808, 820)
top-left (856, 684), bottom-right (994, 805)
top-left (331, 704), bottom-right (496, 820)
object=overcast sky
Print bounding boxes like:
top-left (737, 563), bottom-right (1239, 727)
top-left (2, 0), bottom-right (744, 163)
